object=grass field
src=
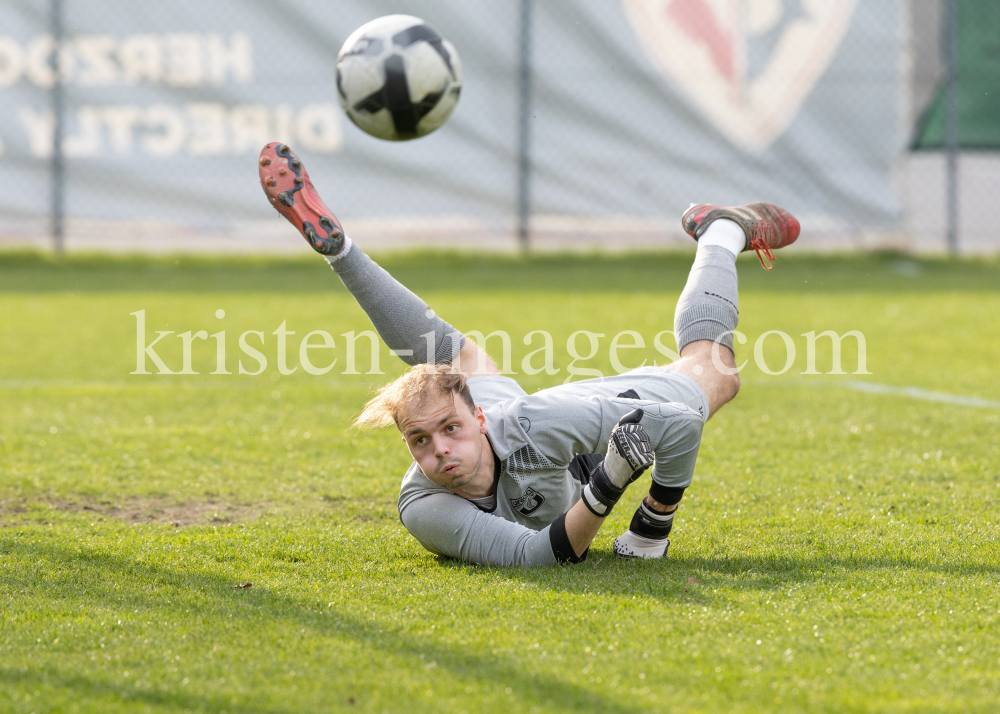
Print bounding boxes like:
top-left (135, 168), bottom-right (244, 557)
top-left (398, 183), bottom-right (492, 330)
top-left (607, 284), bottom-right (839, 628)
top-left (2, 249), bottom-right (999, 713)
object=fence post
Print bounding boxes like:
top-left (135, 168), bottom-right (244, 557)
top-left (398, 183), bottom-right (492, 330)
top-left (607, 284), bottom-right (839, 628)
top-left (943, 0), bottom-right (960, 256)
top-left (516, 0), bottom-right (533, 252)
top-left (51, 0), bottom-right (65, 255)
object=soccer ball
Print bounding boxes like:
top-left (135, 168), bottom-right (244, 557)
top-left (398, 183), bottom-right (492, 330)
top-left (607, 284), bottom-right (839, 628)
top-left (335, 15), bottom-right (463, 141)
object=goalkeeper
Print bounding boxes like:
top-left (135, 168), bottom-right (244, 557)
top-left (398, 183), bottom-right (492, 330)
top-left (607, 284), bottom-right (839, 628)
top-left (259, 143), bottom-right (800, 565)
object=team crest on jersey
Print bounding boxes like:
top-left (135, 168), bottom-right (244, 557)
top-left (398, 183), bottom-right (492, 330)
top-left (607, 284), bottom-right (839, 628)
top-left (621, 0), bottom-right (857, 150)
top-left (510, 487), bottom-right (545, 516)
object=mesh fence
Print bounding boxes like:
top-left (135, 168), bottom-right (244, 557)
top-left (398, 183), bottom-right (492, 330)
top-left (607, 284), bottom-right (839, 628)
top-left (0, 0), bottom-right (997, 254)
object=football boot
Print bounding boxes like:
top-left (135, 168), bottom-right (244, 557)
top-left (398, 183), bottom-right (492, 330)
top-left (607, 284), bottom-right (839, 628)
top-left (681, 202), bottom-right (800, 270)
top-left (259, 143), bottom-right (345, 256)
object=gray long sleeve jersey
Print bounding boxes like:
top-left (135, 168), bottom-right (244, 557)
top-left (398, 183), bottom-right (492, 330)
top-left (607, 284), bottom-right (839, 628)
top-left (397, 367), bottom-right (708, 567)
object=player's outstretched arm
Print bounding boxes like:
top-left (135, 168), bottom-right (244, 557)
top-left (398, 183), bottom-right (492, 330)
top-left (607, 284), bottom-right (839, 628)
top-left (560, 408), bottom-right (657, 556)
top-left (401, 490), bottom-right (613, 566)
top-left (560, 500), bottom-right (609, 558)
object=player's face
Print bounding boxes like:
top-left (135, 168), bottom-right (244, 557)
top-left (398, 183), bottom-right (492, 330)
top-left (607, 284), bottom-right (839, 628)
top-left (399, 391), bottom-right (488, 494)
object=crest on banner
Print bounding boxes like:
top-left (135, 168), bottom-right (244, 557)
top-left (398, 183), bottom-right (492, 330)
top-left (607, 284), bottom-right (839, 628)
top-left (621, 0), bottom-right (858, 150)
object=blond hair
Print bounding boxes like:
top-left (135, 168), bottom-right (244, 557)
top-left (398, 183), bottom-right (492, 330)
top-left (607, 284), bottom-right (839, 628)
top-left (353, 364), bottom-right (476, 430)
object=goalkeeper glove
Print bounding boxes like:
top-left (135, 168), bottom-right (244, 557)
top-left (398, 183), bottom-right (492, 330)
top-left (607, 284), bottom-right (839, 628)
top-left (581, 408), bottom-right (654, 517)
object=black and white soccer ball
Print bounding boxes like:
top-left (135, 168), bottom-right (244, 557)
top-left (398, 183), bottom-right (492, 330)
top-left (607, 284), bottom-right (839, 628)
top-left (336, 15), bottom-right (462, 141)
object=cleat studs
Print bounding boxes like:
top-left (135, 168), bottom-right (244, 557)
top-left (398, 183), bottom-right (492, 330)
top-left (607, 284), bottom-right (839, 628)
top-left (266, 177), bottom-right (276, 187)
top-left (279, 168), bottom-right (287, 176)
top-left (319, 216), bottom-right (333, 227)
top-left (259, 156), bottom-right (271, 166)
top-left (291, 158), bottom-right (301, 169)
top-left (277, 191), bottom-right (294, 207)
top-left (294, 177), bottom-right (303, 185)
top-left (277, 144), bottom-right (289, 155)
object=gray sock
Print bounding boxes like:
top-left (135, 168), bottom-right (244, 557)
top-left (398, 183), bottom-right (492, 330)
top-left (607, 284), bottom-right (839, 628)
top-left (674, 245), bottom-right (739, 352)
top-left (326, 243), bottom-right (464, 366)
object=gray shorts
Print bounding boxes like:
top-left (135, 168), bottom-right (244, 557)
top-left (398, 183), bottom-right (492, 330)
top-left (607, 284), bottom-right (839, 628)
top-left (469, 367), bottom-right (708, 421)
top-left (531, 367), bottom-right (709, 421)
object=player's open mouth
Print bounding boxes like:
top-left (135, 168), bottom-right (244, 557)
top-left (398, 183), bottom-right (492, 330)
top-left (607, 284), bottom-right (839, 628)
top-left (442, 464), bottom-right (460, 475)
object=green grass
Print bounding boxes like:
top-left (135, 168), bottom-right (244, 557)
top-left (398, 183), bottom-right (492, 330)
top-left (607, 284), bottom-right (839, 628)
top-left (1, 250), bottom-right (999, 713)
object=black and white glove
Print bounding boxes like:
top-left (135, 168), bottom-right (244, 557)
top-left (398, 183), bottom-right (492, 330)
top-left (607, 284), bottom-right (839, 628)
top-left (581, 408), bottom-right (655, 517)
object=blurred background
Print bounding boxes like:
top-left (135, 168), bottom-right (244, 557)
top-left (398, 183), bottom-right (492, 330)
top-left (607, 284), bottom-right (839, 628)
top-left (0, 0), bottom-right (997, 255)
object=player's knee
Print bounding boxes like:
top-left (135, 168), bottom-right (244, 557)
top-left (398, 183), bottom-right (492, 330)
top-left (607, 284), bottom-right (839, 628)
top-left (726, 372), bottom-right (741, 401)
top-left (706, 359), bottom-right (740, 400)
top-left (711, 370), bottom-right (740, 406)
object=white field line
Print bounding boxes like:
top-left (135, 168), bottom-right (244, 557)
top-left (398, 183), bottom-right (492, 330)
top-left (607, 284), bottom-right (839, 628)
top-left (840, 381), bottom-right (1000, 410)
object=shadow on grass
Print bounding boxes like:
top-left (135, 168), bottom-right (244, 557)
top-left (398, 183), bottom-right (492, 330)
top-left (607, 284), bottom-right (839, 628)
top-left (0, 539), bottom-right (644, 714)
top-left (444, 550), bottom-right (1000, 603)
top-left (0, 667), bottom-right (281, 714)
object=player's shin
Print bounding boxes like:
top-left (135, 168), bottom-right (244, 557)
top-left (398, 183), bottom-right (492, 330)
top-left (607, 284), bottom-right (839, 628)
top-left (259, 142), bottom-right (464, 367)
top-left (325, 245), bottom-right (465, 366)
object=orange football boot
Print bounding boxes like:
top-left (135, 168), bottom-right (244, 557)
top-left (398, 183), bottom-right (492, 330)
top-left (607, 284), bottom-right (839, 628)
top-left (681, 202), bottom-right (800, 270)
top-left (259, 142), bottom-right (345, 256)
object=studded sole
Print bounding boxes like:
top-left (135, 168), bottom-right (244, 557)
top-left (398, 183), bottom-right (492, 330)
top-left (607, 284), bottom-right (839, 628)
top-left (258, 143), bottom-right (346, 256)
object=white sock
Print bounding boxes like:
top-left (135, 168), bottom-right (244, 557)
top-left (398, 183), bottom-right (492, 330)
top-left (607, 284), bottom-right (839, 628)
top-left (324, 235), bottom-right (354, 264)
top-left (697, 219), bottom-right (745, 257)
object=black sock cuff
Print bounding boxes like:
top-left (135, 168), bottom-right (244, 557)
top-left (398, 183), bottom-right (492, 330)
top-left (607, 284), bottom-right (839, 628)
top-left (549, 513), bottom-right (588, 564)
top-left (629, 503), bottom-right (674, 540)
top-left (649, 484), bottom-right (686, 506)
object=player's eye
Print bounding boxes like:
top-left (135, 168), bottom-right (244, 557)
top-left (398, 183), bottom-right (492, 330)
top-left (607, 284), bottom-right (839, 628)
top-left (445, 424), bottom-right (459, 433)
top-left (414, 436), bottom-right (428, 446)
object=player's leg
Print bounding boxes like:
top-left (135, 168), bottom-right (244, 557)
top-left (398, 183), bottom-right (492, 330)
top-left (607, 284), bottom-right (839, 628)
top-left (258, 143), bottom-right (497, 374)
top-left (615, 202), bottom-right (800, 559)
top-left (662, 218), bottom-right (746, 418)
top-left (666, 202), bottom-right (800, 417)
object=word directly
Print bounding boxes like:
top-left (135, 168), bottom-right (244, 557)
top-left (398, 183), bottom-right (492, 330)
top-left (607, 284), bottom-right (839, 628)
top-left (18, 102), bottom-right (342, 158)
